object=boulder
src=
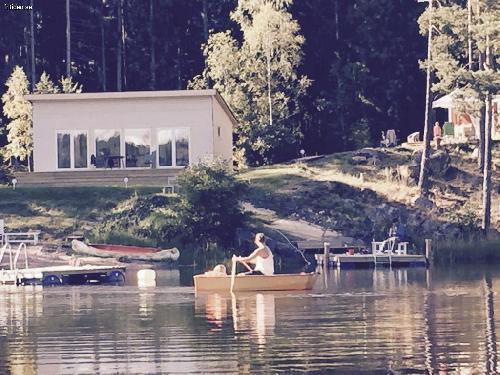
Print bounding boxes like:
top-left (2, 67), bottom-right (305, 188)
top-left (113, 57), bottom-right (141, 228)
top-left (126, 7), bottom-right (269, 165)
top-left (411, 149), bottom-right (450, 177)
top-left (428, 150), bottom-right (451, 176)
top-left (411, 196), bottom-right (434, 210)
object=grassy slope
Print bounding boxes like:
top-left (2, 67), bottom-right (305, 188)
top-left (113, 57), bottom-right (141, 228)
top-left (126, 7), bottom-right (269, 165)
top-left (239, 144), bottom-right (500, 246)
top-left (0, 187), bottom-right (159, 243)
top-left (0, 145), bottom-right (497, 251)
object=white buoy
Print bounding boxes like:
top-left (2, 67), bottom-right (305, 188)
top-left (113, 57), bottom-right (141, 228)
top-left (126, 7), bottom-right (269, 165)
top-left (12, 178), bottom-right (17, 190)
top-left (123, 177), bottom-right (129, 188)
top-left (137, 269), bottom-right (156, 288)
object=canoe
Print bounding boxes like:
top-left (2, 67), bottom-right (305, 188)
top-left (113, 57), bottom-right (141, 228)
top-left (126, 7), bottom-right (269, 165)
top-left (193, 272), bottom-right (318, 292)
top-left (71, 240), bottom-right (180, 262)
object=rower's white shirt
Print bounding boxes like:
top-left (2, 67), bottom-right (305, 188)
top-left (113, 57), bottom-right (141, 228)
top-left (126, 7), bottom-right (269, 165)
top-left (254, 247), bottom-right (274, 275)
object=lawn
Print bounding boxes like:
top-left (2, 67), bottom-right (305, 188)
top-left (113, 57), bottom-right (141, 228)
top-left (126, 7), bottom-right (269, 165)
top-left (0, 186), bottom-right (161, 242)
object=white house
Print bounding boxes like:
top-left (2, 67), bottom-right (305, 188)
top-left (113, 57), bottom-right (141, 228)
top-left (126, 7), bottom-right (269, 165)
top-left (22, 90), bottom-right (235, 186)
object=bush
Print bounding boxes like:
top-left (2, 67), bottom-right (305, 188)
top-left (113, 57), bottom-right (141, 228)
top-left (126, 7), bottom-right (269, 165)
top-left (94, 160), bottom-right (248, 257)
top-left (176, 159), bottom-right (248, 248)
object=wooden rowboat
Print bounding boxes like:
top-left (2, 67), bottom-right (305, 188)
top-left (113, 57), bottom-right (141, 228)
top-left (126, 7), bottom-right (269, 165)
top-left (193, 272), bottom-right (318, 292)
top-left (72, 240), bottom-right (180, 262)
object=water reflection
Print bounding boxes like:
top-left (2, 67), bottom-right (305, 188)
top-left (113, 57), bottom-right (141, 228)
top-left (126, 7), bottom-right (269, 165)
top-left (1, 267), bottom-right (500, 373)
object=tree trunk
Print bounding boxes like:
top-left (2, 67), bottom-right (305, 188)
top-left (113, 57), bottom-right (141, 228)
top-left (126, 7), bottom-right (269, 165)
top-left (202, 0), bottom-right (209, 42)
top-left (30, 0), bottom-right (35, 91)
top-left (478, 105), bottom-right (485, 169)
top-left (149, 0), bottom-right (156, 90)
top-left (99, 0), bottom-right (107, 91)
top-left (418, 0), bottom-right (434, 196)
top-left (66, 0), bottom-right (71, 77)
top-left (266, 32), bottom-right (273, 127)
top-left (122, 0), bottom-right (127, 90)
top-left (482, 93), bottom-right (492, 232)
top-left (467, 0), bottom-right (472, 69)
top-left (116, 0), bottom-right (123, 91)
top-left (477, 1), bottom-right (485, 170)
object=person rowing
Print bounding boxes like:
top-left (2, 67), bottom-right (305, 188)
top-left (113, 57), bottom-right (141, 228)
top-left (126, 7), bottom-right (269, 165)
top-left (234, 233), bottom-right (274, 276)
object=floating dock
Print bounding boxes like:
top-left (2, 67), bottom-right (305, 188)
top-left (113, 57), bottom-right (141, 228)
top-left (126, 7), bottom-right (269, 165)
top-left (316, 253), bottom-right (427, 268)
top-left (0, 265), bottom-right (126, 286)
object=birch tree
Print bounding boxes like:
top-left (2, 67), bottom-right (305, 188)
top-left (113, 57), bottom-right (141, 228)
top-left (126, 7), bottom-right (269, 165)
top-left (191, 0), bottom-right (310, 165)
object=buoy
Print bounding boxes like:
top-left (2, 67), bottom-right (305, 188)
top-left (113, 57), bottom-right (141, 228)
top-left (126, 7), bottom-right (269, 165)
top-left (137, 269), bottom-right (156, 287)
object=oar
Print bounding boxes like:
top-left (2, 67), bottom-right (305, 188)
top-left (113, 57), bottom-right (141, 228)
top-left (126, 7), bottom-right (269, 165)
top-left (230, 255), bottom-right (237, 293)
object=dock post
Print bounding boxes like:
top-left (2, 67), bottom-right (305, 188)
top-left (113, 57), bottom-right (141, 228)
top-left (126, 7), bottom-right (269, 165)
top-left (323, 242), bottom-right (330, 289)
top-left (323, 242), bottom-right (330, 270)
top-left (425, 239), bottom-right (432, 265)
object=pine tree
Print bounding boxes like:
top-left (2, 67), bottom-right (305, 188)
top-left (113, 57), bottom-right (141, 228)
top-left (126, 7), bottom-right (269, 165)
top-left (34, 71), bottom-right (59, 94)
top-left (1, 66), bottom-right (33, 171)
top-left (60, 76), bottom-right (83, 93)
top-left (418, 0), bottom-right (500, 230)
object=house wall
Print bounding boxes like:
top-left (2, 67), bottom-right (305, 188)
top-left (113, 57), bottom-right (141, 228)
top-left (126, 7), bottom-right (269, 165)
top-left (211, 98), bottom-right (234, 167)
top-left (32, 96), bottom-right (216, 172)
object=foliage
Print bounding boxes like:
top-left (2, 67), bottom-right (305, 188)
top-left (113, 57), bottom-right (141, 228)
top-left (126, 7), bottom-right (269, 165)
top-left (1, 66), bottom-right (32, 165)
top-left (434, 234), bottom-right (500, 264)
top-left (191, 0), bottom-right (310, 165)
top-left (176, 159), bottom-right (248, 247)
top-left (60, 76), bottom-right (83, 93)
top-left (34, 72), bottom-right (59, 94)
top-left (95, 161), bottom-right (248, 252)
top-left (418, 0), bottom-right (500, 107)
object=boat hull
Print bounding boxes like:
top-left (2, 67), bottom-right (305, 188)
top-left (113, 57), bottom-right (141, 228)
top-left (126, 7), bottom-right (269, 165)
top-left (71, 240), bottom-right (179, 262)
top-left (193, 273), bottom-right (318, 292)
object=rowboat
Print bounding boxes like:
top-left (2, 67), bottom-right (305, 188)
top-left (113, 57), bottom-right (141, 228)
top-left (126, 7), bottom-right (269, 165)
top-left (72, 240), bottom-right (180, 262)
top-left (193, 272), bottom-right (318, 292)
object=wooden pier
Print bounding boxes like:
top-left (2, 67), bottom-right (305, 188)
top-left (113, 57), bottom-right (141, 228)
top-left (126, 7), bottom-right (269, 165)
top-left (315, 253), bottom-right (427, 268)
top-left (0, 265), bottom-right (126, 286)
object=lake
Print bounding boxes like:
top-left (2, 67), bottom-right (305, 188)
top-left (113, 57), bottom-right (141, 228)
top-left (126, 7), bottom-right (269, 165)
top-left (0, 266), bottom-right (498, 374)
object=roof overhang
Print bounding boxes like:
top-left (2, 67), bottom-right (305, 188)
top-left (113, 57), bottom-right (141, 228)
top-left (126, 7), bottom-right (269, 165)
top-left (25, 88), bottom-right (238, 127)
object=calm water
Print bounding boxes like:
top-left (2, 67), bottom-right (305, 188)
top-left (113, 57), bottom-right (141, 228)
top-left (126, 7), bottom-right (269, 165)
top-left (0, 266), bottom-right (499, 374)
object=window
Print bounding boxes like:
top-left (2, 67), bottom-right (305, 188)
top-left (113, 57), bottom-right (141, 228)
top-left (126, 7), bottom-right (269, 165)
top-left (95, 129), bottom-right (120, 168)
top-left (175, 129), bottom-right (189, 166)
top-left (158, 128), bottom-right (190, 167)
top-left (57, 133), bottom-right (71, 169)
top-left (74, 131), bottom-right (88, 168)
top-left (158, 129), bottom-right (173, 167)
top-left (57, 131), bottom-right (88, 169)
top-left (125, 129), bottom-right (151, 168)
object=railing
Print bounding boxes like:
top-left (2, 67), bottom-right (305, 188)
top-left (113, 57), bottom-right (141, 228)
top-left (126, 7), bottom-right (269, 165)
top-left (0, 243), bottom-right (13, 270)
top-left (0, 242), bottom-right (29, 271)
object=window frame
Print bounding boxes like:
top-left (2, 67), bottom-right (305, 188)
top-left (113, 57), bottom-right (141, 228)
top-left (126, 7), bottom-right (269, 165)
top-left (55, 130), bottom-right (90, 170)
top-left (156, 127), bottom-right (191, 169)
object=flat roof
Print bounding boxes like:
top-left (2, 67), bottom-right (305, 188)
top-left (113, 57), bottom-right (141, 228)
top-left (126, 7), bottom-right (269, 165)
top-left (25, 89), bottom-right (238, 125)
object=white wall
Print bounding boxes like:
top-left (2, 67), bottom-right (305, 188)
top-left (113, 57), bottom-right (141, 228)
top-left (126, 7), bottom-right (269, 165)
top-left (32, 96), bottom-right (215, 172)
top-left (211, 98), bottom-right (234, 167)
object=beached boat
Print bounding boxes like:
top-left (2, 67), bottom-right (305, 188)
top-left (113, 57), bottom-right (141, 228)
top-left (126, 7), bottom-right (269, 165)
top-left (72, 240), bottom-right (180, 262)
top-left (193, 272), bottom-right (318, 292)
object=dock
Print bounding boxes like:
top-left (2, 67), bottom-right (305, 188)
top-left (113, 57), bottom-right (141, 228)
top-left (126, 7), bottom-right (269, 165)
top-left (0, 265), bottom-right (126, 286)
top-left (315, 253), bottom-right (427, 268)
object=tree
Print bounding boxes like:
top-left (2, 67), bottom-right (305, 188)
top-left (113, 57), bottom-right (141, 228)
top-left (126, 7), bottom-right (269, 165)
top-left (418, 0), bottom-right (434, 197)
top-left (176, 160), bottom-right (248, 248)
top-left (1, 66), bottom-right (33, 171)
top-left (418, 0), bottom-right (500, 230)
top-left (60, 76), bottom-right (83, 93)
top-left (34, 71), bottom-right (59, 94)
top-left (191, 0), bottom-right (310, 165)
